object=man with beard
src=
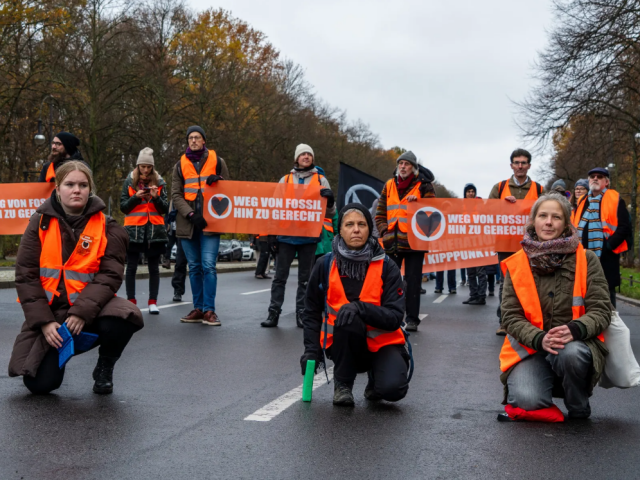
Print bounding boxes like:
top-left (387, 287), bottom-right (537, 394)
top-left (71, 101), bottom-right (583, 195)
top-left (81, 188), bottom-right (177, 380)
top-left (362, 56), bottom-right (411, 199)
top-left (38, 132), bottom-right (89, 182)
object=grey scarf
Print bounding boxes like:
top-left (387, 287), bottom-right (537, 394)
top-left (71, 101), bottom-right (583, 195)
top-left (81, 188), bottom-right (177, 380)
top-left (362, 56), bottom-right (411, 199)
top-left (332, 236), bottom-right (377, 281)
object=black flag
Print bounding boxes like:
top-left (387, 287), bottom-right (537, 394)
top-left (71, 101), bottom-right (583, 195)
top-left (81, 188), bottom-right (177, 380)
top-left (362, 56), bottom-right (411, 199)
top-left (337, 162), bottom-right (385, 211)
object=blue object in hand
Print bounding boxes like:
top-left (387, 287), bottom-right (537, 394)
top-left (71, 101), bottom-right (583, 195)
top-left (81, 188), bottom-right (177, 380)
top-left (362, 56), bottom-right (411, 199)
top-left (56, 324), bottom-right (99, 369)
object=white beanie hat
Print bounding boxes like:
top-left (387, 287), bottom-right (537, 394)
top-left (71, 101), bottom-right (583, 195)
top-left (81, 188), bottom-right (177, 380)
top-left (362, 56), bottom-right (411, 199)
top-left (294, 143), bottom-right (314, 162)
top-left (136, 147), bottom-right (154, 166)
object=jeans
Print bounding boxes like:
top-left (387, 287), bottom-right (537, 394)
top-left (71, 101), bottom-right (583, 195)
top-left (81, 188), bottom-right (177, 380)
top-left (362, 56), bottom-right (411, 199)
top-left (467, 266), bottom-right (487, 299)
top-left (389, 251), bottom-right (424, 324)
top-left (435, 270), bottom-right (456, 292)
top-left (506, 341), bottom-right (593, 418)
top-left (126, 251), bottom-right (161, 302)
top-left (181, 232), bottom-right (220, 312)
top-left (255, 241), bottom-right (270, 276)
top-left (23, 317), bottom-right (139, 395)
top-left (268, 242), bottom-right (317, 314)
top-left (171, 238), bottom-right (187, 295)
top-left (328, 318), bottom-right (408, 402)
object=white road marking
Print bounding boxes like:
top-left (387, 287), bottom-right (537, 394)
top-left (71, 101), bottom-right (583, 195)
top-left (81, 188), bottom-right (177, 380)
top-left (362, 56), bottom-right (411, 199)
top-left (245, 367), bottom-right (335, 422)
top-left (433, 295), bottom-right (448, 304)
top-left (241, 289), bottom-right (271, 295)
top-left (140, 302), bottom-right (191, 312)
top-left (419, 314), bottom-right (428, 320)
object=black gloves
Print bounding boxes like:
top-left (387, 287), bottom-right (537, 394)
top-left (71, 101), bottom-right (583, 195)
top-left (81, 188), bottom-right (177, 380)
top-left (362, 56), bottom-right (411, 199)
top-left (188, 212), bottom-right (208, 230)
top-left (300, 351), bottom-right (324, 375)
top-left (320, 189), bottom-right (335, 208)
top-left (334, 302), bottom-right (361, 328)
top-left (205, 174), bottom-right (223, 186)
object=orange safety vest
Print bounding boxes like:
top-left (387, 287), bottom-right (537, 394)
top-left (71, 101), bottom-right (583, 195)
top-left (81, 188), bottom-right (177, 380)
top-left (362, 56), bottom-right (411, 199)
top-left (37, 213), bottom-right (107, 305)
top-left (385, 178), bottom-right (421, 233)
top-left (124, 185), bottom-right (164, 226)
top-left (45, 163), bottom-right (55, 182)
top-left (321, 257), bottom-right (405, 352)
top-left (285, 173), bottom-right (333, 234)
top-left (498, 180), bottom-right (542, 200)
top-left (498, 244), bottom-right (604, 372)
top-left (180, 151), bottom-right (218, 201)
top-left (571, 189), bottom-right (628, 255)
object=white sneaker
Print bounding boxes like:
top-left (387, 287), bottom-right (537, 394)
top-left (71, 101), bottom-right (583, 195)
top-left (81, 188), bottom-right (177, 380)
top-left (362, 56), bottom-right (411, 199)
top-left (149, 304), bottom-right (160, 315)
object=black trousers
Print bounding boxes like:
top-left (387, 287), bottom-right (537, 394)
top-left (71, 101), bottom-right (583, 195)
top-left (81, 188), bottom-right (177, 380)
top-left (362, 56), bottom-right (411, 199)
top-left (23, 317), bottom-right (139, 395)
top-left (268, 242), bottom-right (317, 314)
top-left (609, 286), bottom-right (617, 308)
top-left (171, 238), bottom-right (187, 295)
top-left (255, 241), bottom-right (270, 276)
top-left (126, 250), bottom-right (161, 301)
top-left (389, 251), bottom-right (424, 324)
top-left (328, 320), bottom-right (409, 402)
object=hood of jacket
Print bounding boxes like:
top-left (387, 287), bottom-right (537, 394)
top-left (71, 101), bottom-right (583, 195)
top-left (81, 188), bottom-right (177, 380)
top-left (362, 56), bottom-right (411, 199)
top-left (463, 183), bottom-right (477, 198)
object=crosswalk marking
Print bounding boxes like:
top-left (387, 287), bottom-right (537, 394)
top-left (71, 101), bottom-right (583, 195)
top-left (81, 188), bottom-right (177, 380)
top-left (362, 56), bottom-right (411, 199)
top-left (433, 295), bottom-right (448, 304)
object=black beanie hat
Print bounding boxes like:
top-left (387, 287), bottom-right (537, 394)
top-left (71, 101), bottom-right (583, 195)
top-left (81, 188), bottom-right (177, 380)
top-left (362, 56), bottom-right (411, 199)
top-left (56, 132), bottom-right (80, 156)
top-left (338, 203), bottom-right (374, 238)
top-left (186, 125), bottom-right (206, 142)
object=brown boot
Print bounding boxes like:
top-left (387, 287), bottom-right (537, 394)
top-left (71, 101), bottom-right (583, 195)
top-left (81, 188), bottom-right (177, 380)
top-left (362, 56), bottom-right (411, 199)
top-left (180, 309), bottom-right (204, 323)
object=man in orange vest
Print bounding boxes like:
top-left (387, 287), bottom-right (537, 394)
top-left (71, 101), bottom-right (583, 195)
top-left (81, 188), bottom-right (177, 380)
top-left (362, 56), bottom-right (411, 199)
top-left (171, 126), bottom-right (230, 326)
top-left (572, 167), bottom-right (631, 308)
top-left (301, 204), bottom-right (408, 406)
top-left (260, 144), bottom-right (335, 328)
top-left (489, 148), bottom-right (543, 335)
top-left (38, 132), bottom-right (89, 182)
top-left (375, 151), bottom-right (435, 332)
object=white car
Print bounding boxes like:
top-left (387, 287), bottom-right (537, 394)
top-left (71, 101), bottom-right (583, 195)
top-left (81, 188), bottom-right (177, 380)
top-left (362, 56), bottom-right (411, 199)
top-left (241, 245), bottom-right (255, 261)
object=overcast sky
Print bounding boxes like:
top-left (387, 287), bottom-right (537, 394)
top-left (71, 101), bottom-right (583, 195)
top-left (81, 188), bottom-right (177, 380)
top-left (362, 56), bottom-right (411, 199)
top-left (190, 0), bottom-right (554, 197)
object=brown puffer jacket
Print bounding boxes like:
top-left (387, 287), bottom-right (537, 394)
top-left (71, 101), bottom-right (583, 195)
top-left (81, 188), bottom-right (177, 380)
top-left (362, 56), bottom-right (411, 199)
top-left (500, 248), bottom-right (611, 401)
top-left (9, 192), bottom-right (143, 378)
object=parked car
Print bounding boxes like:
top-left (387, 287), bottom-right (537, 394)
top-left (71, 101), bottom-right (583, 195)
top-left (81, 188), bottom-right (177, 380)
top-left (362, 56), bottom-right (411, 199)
top-left (218, 240), bottom-right (243, 262)
top-left (241, 242), bottom-right (255, 261)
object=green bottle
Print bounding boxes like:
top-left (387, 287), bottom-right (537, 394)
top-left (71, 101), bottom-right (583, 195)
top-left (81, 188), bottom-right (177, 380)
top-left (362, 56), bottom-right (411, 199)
top-left (302, 360), bottom-right (316, 402)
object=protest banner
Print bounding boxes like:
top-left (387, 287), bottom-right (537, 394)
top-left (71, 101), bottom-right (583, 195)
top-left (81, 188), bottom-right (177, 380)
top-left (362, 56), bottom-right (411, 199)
top-left (421, 249), bottom-right (499, 274)
top-left (202, 180), bottom-right (327, 236)
top-left (0, 183), bottom-right (55, 235)
top-left (407, 198), bottom-right (535, 253)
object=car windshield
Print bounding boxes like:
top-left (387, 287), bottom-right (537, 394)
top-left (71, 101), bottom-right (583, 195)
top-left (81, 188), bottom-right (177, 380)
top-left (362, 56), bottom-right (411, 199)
top-left (220, 241), bottom-right (231, 249)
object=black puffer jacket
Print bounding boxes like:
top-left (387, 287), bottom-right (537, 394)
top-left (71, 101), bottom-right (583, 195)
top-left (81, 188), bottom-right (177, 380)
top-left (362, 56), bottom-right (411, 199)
top-left (302, 242), bottom-right (405, 359)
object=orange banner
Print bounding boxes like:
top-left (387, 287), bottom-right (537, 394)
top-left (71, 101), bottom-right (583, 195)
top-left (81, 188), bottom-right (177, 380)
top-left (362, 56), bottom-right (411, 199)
top-left (0, 183), bottom-right (55, 235)
top-left (407, 198), bottom-right (535, 252)
top-left (202, 180), bottom-right (327, 236)
top-left (421, 249), bottom-right (499, 273)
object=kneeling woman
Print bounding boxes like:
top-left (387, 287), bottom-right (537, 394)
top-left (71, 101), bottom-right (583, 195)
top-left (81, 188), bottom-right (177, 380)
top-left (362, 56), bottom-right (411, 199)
top-left (301, 203), bottom-right (409, 406)
top-left (9, 161), bottom-right (143, 395)
top-left (500, 192), bottom-right (611, 421)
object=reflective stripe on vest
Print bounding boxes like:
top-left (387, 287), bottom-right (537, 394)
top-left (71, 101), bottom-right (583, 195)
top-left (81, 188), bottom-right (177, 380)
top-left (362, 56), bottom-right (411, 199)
top-left (500, 181), bottom-right (541, 201)
top-left (45, 163), bottom-right (55, 182)
top-left (36, 213), bottom-right (108, 306)
top-left (124, 186), bottom-right (164, 226)
top-left (385, 179), bottom-right (421, 233)
top-left (571, 189), bottom-right (628, 255)
top-left (498, 244), bottom-right (603, 372)
top-left (322, 258), bottom-right (405, 352)
top-left (180, 151), bottom-right (218, 201)
top-left (323, 218), bottom-right (334, 234)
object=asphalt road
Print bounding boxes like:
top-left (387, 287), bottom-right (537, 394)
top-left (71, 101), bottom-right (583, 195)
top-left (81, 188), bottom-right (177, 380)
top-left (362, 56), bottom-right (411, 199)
top-left (1, 271), bottom-right (640, 479)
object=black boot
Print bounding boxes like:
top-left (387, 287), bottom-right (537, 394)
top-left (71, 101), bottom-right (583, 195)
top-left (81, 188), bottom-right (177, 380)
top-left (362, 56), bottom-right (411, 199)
top-left (333, 380), bottom-right (355, 406)
top-left (462, 296), bottom-right (477, 304)
top-left (296, 310), bottom-right (304, 328)
top-left (173, 291), bottom-right (182, 302)
top-left (261, 311), bottom-right (279, 328)
top-left (364, 371), bottom-right (382, 401)
top-left (93, 356), bottom-right (117, 394)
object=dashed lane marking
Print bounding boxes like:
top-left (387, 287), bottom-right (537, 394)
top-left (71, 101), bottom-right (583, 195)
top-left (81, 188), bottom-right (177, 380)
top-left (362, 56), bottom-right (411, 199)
top-left (241, 289), bottom-right (272, 295)
top-left (140, 302), bottom-right (191, 312)
top-left (244, 367), bottom-right (335, 422)
top-left (419, 314), bottom-right (428, 320)
top-left (433, 295), bottom-right (448, 304)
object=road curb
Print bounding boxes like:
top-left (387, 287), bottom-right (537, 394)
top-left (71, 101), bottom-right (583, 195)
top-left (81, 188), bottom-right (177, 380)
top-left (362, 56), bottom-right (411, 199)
top-left (0, 264), bottom-right (257, 289)
top-left (617, 293), bottom-right (640, 308)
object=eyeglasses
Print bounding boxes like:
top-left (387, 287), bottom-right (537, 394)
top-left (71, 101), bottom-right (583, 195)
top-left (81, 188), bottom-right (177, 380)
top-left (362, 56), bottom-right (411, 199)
top-left (188, 135), bottom-right (203, 141)
top-left (51, 141), bottom-right (63, 146)
top-left (512, 161), bottom-right (529, 167)
top-left (589, 174), bottom-right (606, 180)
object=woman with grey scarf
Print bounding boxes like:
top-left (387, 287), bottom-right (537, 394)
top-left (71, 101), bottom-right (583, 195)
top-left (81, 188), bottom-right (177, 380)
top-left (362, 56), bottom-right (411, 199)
top-left (301, 203), bottom-right (409, 406)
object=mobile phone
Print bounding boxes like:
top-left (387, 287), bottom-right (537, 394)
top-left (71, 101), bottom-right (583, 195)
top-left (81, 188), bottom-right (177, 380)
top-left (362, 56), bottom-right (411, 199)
top-left (142, 187), bottom-right (151, 191)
